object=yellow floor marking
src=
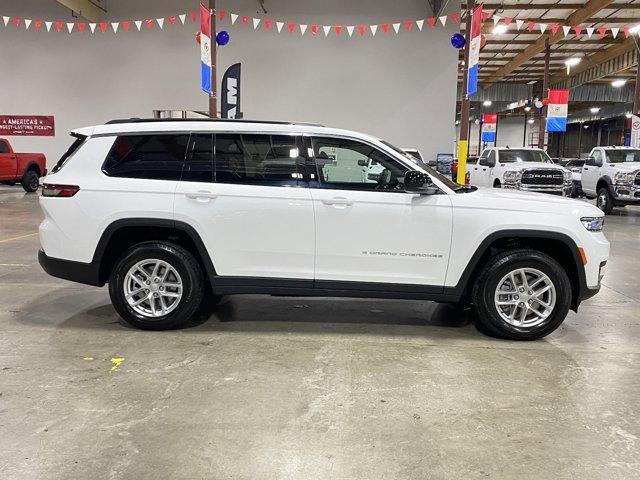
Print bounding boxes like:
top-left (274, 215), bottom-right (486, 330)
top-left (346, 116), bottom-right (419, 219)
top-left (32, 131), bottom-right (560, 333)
top-left (0, 232), bottom-right (38, 244)
top-left (110, 357), bottom-right (125, 371)
top-left (83, 357), bottom-right (94, 361)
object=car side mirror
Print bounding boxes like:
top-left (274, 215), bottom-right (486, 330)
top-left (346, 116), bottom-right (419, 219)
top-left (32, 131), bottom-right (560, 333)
top-left (479, 157), bottom-right (495, 167)
top-left (427, 159), bottom-right (437, 167)
top-left (404, 171), bottom-right (438, 195)
top-left (585, 156), bottom-right (601, 167)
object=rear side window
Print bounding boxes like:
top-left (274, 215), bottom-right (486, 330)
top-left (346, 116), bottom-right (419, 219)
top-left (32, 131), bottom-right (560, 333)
top-left (214, 134), bottom-right (301, 185)
top-left (182, 134), bottom-right (213, 183)
top-left (103, 134), bottom-right (189, 180)
top-left (0, 140), bottom-right (9, 154)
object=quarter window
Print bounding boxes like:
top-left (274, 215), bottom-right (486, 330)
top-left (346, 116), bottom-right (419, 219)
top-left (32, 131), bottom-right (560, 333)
top-left (103, 134), bottom-right (189, 180)
top-left (311, 137), bottom-right (409, 191)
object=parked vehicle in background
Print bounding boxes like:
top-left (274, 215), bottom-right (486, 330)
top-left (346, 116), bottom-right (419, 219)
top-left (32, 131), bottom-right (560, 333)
top-left (468, 147), bottom-right (572, 195)
top-left (453, 156), bottom-right (477, 182)
top-left (38, 118), bottom-right (608, 340)
top-left (0, 138), bottom-right (46, 192)
top-left (563, 158), bottom-right (586, 198)
top-left (582, 147), bottom-right (640, 214)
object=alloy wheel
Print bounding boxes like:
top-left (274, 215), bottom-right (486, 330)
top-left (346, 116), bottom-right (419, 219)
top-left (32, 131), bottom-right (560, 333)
top-left (494, 268), bottom-right (556, 328)
top-left (123, 259), bottom-right (183, 318)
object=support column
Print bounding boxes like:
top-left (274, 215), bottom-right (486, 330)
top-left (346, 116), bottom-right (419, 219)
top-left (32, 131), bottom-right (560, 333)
top-left (538, 37), bottom-right (550, 149)
top-left (634, 58), bottom-right (640, 115)
top-left (523, 113), bottom-right (528, 147)
top-left (209, 0), bottom-right (218, 117)
top-left (456, 0), bottom-right (475, 184)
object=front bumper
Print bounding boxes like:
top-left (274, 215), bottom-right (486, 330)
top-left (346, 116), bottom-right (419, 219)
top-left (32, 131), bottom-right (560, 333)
top-left (612, 183), bottom-right (640, 204)
top-left (503, 182), bottom-right (572, 196)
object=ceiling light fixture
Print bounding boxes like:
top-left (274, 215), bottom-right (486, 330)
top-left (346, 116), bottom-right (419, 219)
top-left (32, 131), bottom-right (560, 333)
top-left (492, 24), bottom-right (508, 35)
top-left (524, 106), bottom-right (531, 112)
top-left (527, 118), bottom-right (535, 124)
top-left (611, 79), bottom-right (627, 88)
top-left (483, 100), bottom-right (492, 106)
top-left (565, 57), bottom-right (582, 67)
top-left (626, 112), bottom-right (633, 119)
top-left (590, 107), bottom-right (600, 114)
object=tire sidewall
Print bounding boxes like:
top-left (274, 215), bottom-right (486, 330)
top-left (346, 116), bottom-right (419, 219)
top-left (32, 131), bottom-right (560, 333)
top-left (479, 254), bottom-right (571, 340)
top-left (597, 187), bottom-right (613, 214)
top-left (109, 243), bottom-right (202, 330)
top-left (22, 171), bottom-right (39, 192)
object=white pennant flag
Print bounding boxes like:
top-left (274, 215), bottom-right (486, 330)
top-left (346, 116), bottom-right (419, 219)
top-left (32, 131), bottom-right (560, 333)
top-left (135, 20), bottom-right (142, 31)
top-left (323, 25), bottom-right (331, 36)
top-left (611, 27), bottom-right (619, 38)
top-left (515, 19), bottom-right (524, 30)
top-left (45, 21), bottom-right (53, 32)
top-left (439, 16), bottom-right (447, 26)
top-left (111, 22), bottom-right (119, 33)
top-left (370, 24), bottom-right (378, 36)
top-left (392, 22), bottom-right (400, 33)
top-left (156, 18), bottom-right (164, 29)
top-left (179, 14), bottom-right (186, 24)
top-left (89, 23), bottom-right (96, 33)
top-left (416, 19), bottom-right (424, 31)
top-left (586, 27), bottom-right (594, 38)
top-left (253, 18), bottom-right (261, 29)
top-left (276, 21), bottom-right (284, 32)
top-left (2, 16), bottom-right (9, 27)
top-left (230, 13), bottom-right (238, 24)
top-left (562, 25), bottom-right (571, 37)
top-left (346, 25), bottom-right (354, 37)
top-left (66, 22), bottom-right (74, 33)
top-left (25, 19), bottom-right (32, 29)
top-left (539, 23), bottom-right (547, 33)
top-left (493, 15), bottom-right (501, 25)
top-left (300, 24), bottom-right (307, 35)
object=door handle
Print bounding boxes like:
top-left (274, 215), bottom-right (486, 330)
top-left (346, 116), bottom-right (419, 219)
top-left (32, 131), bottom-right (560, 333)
top-left (583, 167), bottom-right (589, 170)
top-left (321, 197), bottom-right (353, 207)
top-left (185, 190), bottom-right (218, 201)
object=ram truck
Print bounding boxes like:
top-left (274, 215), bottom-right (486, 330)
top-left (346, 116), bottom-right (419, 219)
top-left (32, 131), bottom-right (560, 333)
top-left (0, 138), bottom-right (46, 192)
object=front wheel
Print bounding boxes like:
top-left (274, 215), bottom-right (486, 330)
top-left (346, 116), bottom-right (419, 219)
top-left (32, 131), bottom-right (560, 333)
top-left (21, 170), bottom-right (40, 192)
top-left (109, 242), bottom-right (204, 330)
top-left (471, 249), bottom-right (571, 340)
top-left (596, 187), bottom-right (614, 215)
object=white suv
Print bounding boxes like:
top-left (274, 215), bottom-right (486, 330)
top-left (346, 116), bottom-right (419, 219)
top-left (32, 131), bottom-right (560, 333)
top-left (582, 146), bottom-right (640, 214)
top-left (469, 147), bottom-right (572, 195)
top-left (38, 119), bottom-right (609, 340)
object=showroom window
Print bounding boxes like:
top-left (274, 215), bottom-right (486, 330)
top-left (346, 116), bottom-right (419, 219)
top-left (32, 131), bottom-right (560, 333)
top-left (0, 140), bottom-right (9, 154)
top-left (103, 134), bottom-right (189, 180)
top-left (181, 133), bottom-right (214, 183)
top-left (311, 137), bottom-right (408, 191)
top-left (214, 134), bottom-right (302, 185)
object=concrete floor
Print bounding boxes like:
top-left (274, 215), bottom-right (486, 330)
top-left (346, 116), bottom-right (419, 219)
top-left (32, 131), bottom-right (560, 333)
top-left (1, 185), bottom-right (639, 480)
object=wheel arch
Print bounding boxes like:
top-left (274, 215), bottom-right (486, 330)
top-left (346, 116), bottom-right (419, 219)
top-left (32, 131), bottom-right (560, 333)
top-left (23, 162), bottom-right (41, 176)
top-left (596, 176), bottom-right (613, 193)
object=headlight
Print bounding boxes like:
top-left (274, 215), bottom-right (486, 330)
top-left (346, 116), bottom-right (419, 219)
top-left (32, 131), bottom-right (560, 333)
top-left (581, 216), bottom-right (604, 232)
top-left (503, 171), bottom-right (522, 182)
top-left (614, 172), bottom-right (634, 185)
top-left (563, 170), bottom-right (572, 182)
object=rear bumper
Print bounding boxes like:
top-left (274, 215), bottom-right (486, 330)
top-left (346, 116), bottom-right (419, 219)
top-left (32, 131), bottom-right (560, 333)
top-left (38, 249), bottom-right (101, 286)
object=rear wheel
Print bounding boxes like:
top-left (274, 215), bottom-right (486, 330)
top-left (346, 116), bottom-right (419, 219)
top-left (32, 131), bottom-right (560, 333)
top-left (471, 249), bottom-right (571, 340)
top-left (109, 242), bottom-right (204, 330)
top-left (597, 187), bottom-right (614, 214)
top-left (21, 170), bottom-right (39, 192)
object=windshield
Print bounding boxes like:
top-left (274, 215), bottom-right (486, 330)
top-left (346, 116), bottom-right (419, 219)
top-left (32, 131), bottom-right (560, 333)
top-left (499, 149), bottom-right (552, 163)
top-left (380, 140), bottom-right (460, 191)
top-left (604, 149), bottom-right (640, 163)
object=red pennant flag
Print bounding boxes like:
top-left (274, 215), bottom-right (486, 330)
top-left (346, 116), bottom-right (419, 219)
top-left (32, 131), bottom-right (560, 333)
top-left (427, 17), bottom-right (436, 27)
top-left (527, 21), bottom-right (536, 32)
top-left (218, 10), bottom-right (227, 21)
top-left (624, 26), bottom-right (630, 38)
top-left (77, 22), bottom-right (86, 32)
top-left (334, 25), bottom-right (343, 36)
top-left (597, 27), bottom-right (607, 38)
top-left (34, 19), bottom-right (42, 29)
top-left (310, 24), bottom-right (318, 35)
top-left (11, 17), bottom-right (21, 27)
top-left (264, 19), bottom-right (272, 29)
top-left (403, 20), bottom-right (413, 31)
top-left (189, 10), bottom-right (198, 23)
top-left (98, 22), bottom-right (107, 31)
top-left (122, 20), bottom-right (131, 31)
top-left (167, 16), bottom-right (176, 25)
top-left (145, 18), bottom-right (153, 29)
top-left (381, 23), bottom-right (390, 34)
top-left (503, 17), bottom-right (513, 25)
top-left (357, 24), bottom-right (366, 36)
top-left (481, 11), bottom-right (491, 22)
top-left (451, 11), bottom-right (460, 23)
top-left (573, 26), bottom-right (582, 36)
top-left (550, 23), bottom-right (559, 36)
top-left (55, 21), bottom-right (64, 32)
top-left (287, 22), bottom-right (295, 33)
top-left (242, 16), bottom-right (249, 24)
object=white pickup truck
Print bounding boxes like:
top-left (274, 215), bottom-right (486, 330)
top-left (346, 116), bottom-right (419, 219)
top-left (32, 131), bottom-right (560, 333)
top-left (468, 147), bottom-right (572, 196)
top-left (581, 146), bottom-right (640, 214)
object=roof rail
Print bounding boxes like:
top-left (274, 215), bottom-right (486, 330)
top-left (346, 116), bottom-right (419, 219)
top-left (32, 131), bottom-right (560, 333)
top-left (105, 118), bottom-right (324, 127)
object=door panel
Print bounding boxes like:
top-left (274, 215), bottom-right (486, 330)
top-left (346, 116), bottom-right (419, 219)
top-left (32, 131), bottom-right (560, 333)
top-left (0, 140), bottom-right (16, 179)
top-left (581, 150), bottom-right (600, 195)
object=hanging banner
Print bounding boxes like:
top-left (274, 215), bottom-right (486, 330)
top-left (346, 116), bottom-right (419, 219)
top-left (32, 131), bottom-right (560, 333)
top-left (481, 113), bottom-right (497, 142)
top-left (0, 115), bottom-right (55, 136)
top-left (546, 89), bottom-right (569, 132)
top-left (221, 63), bottom-right (242, 119)
top-left (467, 4), bottom-right (483, 97)
top-left (631, 115), bottom-right (640, 148)
top-left (200, 3), bottom-right (212, 94)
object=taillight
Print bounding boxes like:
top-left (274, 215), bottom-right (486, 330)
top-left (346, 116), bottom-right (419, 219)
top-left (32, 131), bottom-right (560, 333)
top-left (41, 184), bottom-right (80, 197)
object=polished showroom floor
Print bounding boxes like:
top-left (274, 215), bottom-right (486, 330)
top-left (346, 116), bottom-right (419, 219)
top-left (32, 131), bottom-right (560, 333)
top-left (1, 185), bottom-right (639, 480)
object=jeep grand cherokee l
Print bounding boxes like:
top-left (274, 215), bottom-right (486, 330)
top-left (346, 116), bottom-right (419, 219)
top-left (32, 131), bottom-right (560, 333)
top-left (38, 119), bottom-right (609, 340)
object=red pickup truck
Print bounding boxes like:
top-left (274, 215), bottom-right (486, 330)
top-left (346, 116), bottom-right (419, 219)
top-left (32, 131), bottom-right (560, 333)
top-left (0, 138), bottom-right (46, 192)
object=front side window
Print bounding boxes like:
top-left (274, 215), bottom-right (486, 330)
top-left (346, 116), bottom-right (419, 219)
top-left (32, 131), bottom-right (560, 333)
top-left (182, 134), bottom-right (213, 183)
top-left (499, 149), bottom-right (552, 163)
top-left (0, 140), bottom-right (9, 154)
top-left (103, 134), bottom-right (189, 180)
top-left (311, 137), bottom-right (409, 191)
top-left (214, 134), bottom-right (301, 185)
top-left (604, 149), bottom-right (640, 163)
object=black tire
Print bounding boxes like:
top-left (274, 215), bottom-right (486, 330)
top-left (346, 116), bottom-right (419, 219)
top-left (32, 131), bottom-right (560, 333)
top-left (596, 187), bottom-right (614, 215)
top-left (471, 249), bottom-right (571, 340)
top-left (493, 180), bottom-right (501, 188)
top-left (109, 242), bottom-right (204, 330)
top-left (21, 170), bottom-right (39, 192)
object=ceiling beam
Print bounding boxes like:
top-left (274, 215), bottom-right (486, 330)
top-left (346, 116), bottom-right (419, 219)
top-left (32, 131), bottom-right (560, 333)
top-left (476, 3), bottom-right (640, 10)
top-left (56, 0), bottom-right (104, 22)
top-left (486, 39), bottom-right (625, 45)
top-left (481, 0), bottom-right (616, 86)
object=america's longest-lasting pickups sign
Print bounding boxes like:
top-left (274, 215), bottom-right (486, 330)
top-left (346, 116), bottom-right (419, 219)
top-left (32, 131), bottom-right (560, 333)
top-left (0, 115), bottom-right (55, 136)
